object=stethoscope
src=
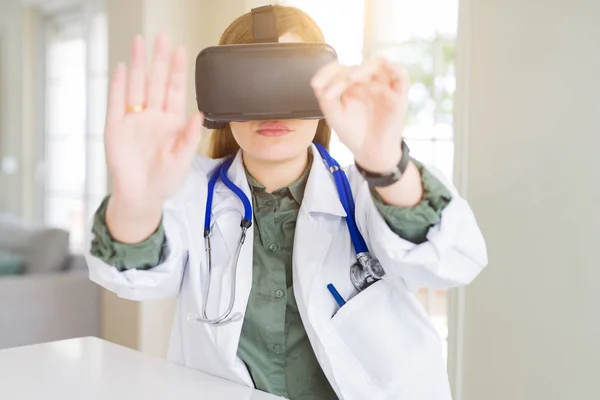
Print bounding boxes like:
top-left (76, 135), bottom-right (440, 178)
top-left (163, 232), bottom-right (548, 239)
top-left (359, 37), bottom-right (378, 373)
top-left (187, 143), bottom-right (385, 326)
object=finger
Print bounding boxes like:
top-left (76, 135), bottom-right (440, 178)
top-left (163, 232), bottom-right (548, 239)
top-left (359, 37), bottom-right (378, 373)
top-left (315, 87), bottom-right (345, 128)
top-left (146, 32), bottom-right (173, 109)
top-left (126, 35), bottom-right (147, 108)
top-left (165, 46), bottom-right (188, 118)
top-left (107, 63), bottom-right (127, 123)
top-left (377, 59), bottom-right (410, 95)
top-left (342, 83), bottom-right (370, 104)
top-left (173, 112), bottom-right (204, 158)
top-left (350, 59), bottom-right (408, 95)
top-left (347, 58), bottom-right (386, 82)
top-left (311, 61), bottom-right (344, 94)
top-left (364, 82), bottom-right (399, 109)
top-left (320, 62), bottom-right (395, 105)
top-left (320, 67), bottom-right (354, 101)
top-left (359, 80), bottom-right (403, 107)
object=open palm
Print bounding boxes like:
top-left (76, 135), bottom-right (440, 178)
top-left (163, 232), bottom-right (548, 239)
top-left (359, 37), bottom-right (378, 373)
top-left (105, 33), bottom-right (203, 207)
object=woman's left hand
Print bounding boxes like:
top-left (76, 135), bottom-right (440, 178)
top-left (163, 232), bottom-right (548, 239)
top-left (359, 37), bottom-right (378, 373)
top-left (311, 58), bottom-right (410, 173)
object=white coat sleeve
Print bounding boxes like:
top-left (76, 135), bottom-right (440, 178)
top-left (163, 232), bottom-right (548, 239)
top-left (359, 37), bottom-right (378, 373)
top-left (84, 202), bottom-right (189, 301)
top-left (83, 156), bottom-right (217, 301)
top-left (350, 164), bottom-right (488, 292)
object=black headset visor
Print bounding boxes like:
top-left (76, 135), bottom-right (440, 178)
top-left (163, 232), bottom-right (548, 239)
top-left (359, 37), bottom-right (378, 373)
top-left (195, 43), bottom-right (337, 129)
top-left (194, 5), bottom-right (338, 129)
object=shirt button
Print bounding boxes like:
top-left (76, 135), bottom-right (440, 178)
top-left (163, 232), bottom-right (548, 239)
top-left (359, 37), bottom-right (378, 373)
top-left (274, 289), bottom-right (284, 299)
top-left (265, 200), bottom-right (275, 206)
top-left (269, 244), bottom-right (278, 252)
top-left (272, 344), bottom-right (282, 354)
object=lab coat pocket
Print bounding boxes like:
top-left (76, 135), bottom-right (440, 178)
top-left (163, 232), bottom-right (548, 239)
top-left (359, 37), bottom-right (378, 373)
top-left (329, 279), bottom-right (443, 393)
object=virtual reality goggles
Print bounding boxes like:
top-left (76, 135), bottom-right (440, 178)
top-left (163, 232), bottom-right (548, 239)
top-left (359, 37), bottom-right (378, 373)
top-left (194, 5), bottom-right (338, 129)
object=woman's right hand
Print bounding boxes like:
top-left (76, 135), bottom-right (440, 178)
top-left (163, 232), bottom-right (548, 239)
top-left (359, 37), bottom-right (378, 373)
top-left (105, 33), bottom-right (204, 243)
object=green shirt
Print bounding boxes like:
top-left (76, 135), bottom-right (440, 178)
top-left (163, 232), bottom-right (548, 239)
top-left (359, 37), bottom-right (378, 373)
top-left (90, 156), bottom-right (452, 400)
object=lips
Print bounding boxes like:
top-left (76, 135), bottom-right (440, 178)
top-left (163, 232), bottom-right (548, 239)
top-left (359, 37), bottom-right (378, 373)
top-left (256, 121), bottom-right (292, 137)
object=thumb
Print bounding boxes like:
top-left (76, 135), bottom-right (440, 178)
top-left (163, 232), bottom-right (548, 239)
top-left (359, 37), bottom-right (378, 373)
top-left (315, 88), bottom-right (345, 130)
top-left (173, 112), bottom-right (204, 159)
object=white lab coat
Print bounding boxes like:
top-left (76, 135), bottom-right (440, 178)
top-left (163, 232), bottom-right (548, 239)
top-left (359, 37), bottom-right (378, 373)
top-left (85, 144), bottom-right (487, 400)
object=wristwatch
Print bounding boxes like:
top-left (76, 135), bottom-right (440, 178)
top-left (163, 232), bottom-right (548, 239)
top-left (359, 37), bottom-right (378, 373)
top-left (355, 140), bottom-right (411, 187)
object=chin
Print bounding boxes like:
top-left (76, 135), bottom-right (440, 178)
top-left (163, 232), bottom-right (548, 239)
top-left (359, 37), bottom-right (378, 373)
top-left (244, 138), bottom-right (310, 163)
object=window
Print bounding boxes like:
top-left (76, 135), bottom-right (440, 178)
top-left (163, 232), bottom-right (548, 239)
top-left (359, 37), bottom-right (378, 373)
top-left (367, 0), bottom-right (459, 360)
top-left (279, 0), bottom-right (459, 358)
top-left (42, 4), bottom-right (108, 252)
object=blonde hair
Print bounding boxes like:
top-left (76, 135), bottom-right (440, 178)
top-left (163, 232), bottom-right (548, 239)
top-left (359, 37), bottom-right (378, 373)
top-left (206, 5), bottom-right (331, 159)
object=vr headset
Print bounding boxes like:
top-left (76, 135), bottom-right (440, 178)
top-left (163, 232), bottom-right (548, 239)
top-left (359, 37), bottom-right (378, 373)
top-left (194, 5), bottom-right (338, 129)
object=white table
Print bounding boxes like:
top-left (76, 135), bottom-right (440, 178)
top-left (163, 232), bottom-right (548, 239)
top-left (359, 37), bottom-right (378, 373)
top-left (0, 337), bottom-right (281, 399)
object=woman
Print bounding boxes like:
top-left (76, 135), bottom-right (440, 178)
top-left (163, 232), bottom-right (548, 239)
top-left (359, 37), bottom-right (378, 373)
top-left (86, 5), bottom-right (487, 400)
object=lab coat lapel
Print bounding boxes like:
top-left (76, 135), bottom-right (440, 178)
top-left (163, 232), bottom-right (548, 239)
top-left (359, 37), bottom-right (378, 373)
top-left (293, 145), bottom-right (346, 319)
top-left (292, 146), bottom-right (355, 397)
top-left (209, 151), bottom-right (255, 377)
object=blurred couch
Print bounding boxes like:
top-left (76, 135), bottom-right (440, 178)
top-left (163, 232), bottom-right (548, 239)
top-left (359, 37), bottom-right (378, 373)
top-left (0, 214), bottom-right (100, 349)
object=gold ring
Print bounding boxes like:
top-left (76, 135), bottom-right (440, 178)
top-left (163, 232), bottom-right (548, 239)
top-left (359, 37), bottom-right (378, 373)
top-left (126, 104), bottom-right (145, 113)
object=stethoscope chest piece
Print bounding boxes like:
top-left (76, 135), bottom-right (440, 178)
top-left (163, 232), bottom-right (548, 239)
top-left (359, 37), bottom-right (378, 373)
top-left (350, 252), bottom-right (386, 292)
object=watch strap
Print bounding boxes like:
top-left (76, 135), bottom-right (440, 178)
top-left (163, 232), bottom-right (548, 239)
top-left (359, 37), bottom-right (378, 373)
top-left (355, 140), bottom-right (410, 187)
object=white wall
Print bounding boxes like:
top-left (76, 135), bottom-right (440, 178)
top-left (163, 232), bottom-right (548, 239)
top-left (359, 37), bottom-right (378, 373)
top-left (0, 0), bottom-right (24, 215)
top-left (0, 1), bottom-right (48, 223)
top-left (459, 0), bottom-right (600, 398)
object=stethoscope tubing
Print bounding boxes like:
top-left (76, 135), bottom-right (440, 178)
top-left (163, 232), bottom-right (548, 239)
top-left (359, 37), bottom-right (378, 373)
top-left (195, 144), bottom-right (377, 326)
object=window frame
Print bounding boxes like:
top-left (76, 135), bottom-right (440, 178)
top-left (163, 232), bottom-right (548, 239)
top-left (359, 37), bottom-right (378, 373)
top-left (38, 1), bottom-right (108, 252)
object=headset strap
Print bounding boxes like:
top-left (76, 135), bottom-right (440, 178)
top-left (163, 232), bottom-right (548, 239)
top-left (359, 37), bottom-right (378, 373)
top-left (203, 5), bottom-right (278, 129)
top-left (203, 119), bottom-right (226, 130)
top-left (251, 5), bottom-right (279, 43)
